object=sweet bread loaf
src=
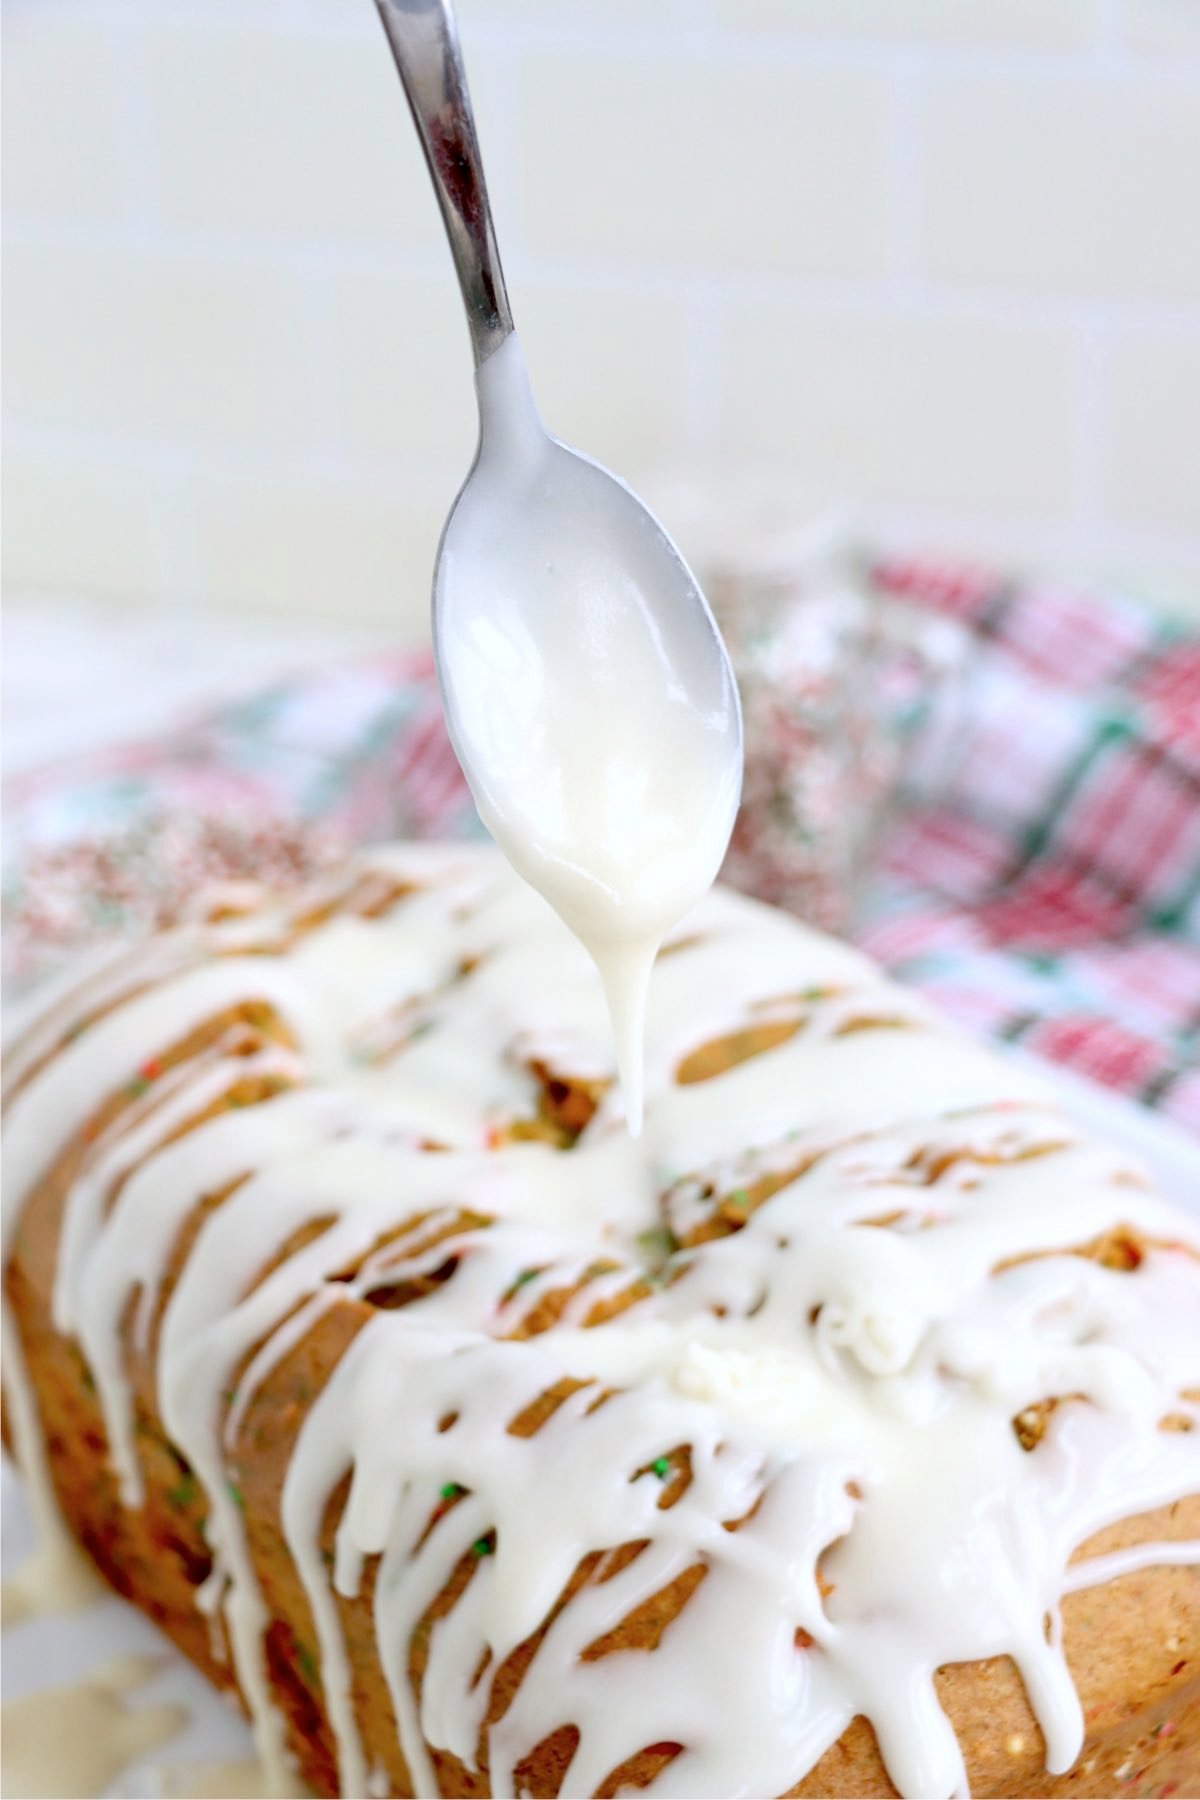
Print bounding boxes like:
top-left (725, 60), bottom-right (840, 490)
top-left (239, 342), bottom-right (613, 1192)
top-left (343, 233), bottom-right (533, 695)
top-left (3, 844), bottom-right (1198, 1798)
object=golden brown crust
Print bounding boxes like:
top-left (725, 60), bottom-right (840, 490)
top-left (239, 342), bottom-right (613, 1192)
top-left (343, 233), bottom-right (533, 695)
top-left (3, 1003), bottom-right (1198, 1798)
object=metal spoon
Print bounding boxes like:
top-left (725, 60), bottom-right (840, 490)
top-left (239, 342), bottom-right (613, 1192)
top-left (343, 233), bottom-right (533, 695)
top-left (372, 0), bottom-right (743, 1128)
top-left (372, 0), bottom-right (741, 740)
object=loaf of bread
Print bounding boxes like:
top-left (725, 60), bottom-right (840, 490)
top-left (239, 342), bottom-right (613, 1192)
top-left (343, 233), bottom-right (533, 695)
top-left (3, 844), bottom-right (1198, 1798)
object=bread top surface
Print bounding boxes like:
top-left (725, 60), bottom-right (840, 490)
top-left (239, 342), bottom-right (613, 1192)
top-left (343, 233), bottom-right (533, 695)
top-left (3, 843), bottom-right (1199, 1799)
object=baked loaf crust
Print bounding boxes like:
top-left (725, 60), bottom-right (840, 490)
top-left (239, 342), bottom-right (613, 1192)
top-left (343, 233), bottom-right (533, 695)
top-left (3, 844), bottom-right (1198, 1798)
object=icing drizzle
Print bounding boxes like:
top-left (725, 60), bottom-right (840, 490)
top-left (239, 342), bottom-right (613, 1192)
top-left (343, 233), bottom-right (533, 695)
top-left (3, 844), bottom-right (1198, 1798)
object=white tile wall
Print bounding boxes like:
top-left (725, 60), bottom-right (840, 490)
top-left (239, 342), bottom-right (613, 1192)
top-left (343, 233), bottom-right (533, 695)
top-left (720, 0), bottom-right (1106, 51)
top-left (3, 0), bottom-right (1199, 642)
top-left (141, 23), bottom-right (452, 248)
top-left (1120, 0), bottom-right (1200, 56)
top-left (1, 14), bottom-right (128, 221)
top-left (3, 451), bottom-right (168, 605)
top-left (921, 74), bottom-right (1200, 306)
top-left (713, 299), bottom-right (1078, 517)
top-left (193, 465), bottom-right (455, 629)
top-left (5, 241), bottom-right (325, 447)
top-left (514, 52), bottom-right (892, 279)
top-left (1104, 327), bottom-right (1200, 536)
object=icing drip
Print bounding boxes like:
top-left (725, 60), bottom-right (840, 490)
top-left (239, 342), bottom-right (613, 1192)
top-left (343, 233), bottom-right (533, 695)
top-left (0, 1315), bottom-right (102, 1627)
top-left (3, 844), bottom-right (1198, 1799)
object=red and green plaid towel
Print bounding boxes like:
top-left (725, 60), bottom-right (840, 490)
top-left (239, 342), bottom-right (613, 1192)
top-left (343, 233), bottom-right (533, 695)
top-left (859, 557), bottom-right (1200, 1132)
top-left (4, 559), bottom-right (1199, 1133)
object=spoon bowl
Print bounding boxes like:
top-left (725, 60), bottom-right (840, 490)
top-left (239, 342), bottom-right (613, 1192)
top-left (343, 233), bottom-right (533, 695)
top-left (435, 337), bottom-right (742, 948)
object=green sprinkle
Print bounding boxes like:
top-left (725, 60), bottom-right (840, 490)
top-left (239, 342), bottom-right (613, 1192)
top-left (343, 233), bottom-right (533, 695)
top-left (295, 1643), bottom-right (320, 1687)
top-left (471, 1537), bottom-right (493, 1558)
top-left (223, 1387), bottom-right (239, 1409)
top-left (126, 1076), bottom-right (151, 1099)
top-left (635, 1226), bottom-right (678, 1264)
top-left (440, 1481), bottom-right (463, 1500)
top-left (651, 1457), bottom-right (670, 1479)
top-left (167, 1475), bottom-right (198, 1511)
top-left (728, 1189), bottom-right (751, 1212)
top-left (227, 1480), bottom-right (245, 1510)
top-left (501, 1267), bottom-right (542, 1306)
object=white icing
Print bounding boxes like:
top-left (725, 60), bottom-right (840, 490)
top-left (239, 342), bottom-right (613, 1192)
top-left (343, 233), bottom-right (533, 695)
top-left (434, 335), bottom-right (742, 1134)
top-left (0, 1316), bottom-right (102, 1627)
top-left (2, 844), bottom-right (1198, 1799)
top-left (1061, 1539), bottom-right (1200, 1592)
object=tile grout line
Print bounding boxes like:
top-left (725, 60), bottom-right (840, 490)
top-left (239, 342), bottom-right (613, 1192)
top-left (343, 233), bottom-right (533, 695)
top-left (6, 413), bottom-right (1198, 559)
top-left (96, 4), bottom-right (1200, 85)
top-left (7, 211), bottom-right (1199, 337)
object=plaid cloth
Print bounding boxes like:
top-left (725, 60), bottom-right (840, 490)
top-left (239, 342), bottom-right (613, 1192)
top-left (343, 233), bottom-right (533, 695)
top-left (4, 561), bottom-right (1199, 1133)
top-left (1, 651), bottom-right (479, 988)
top-left (858, 557), bottom-right (1200, 1133)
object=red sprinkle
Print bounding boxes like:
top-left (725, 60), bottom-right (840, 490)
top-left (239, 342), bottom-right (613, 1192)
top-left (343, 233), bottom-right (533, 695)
top-left (141, 1058), bottom-right (162, 1081)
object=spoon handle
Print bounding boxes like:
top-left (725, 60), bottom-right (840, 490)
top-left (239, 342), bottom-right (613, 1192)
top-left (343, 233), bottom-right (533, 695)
top-left (373, 0), bottom-right (514, 368)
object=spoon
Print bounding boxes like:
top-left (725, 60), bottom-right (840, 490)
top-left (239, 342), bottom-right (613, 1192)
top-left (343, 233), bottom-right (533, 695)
top-left (373, 0), bottom-right (743, 1134)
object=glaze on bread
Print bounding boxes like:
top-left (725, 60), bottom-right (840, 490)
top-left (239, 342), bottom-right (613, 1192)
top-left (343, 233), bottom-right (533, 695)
top-left (3, 845), bottom-right (1198, 1797)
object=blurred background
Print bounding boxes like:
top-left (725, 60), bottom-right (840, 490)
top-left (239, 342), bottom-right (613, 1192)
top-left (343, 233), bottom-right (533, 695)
top-left (4, 0), bottom-right (1199, 638)
top-left (4, 0), bottom-right (1200, 1136)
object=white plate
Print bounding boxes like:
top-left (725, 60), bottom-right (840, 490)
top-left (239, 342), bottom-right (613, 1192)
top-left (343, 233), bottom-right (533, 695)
top-left (3, 1061), bottom-right (1197, 1798)
top-left (0, 1454), bottom-right (257, 1797)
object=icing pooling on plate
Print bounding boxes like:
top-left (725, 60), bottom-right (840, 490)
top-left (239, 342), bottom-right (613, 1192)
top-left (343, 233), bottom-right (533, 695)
top-left (155, 1756), bottom-right (287, 1798)
top-left (0, 1655), bottom-right (187, 1799)
top-left (2, 844), bottom-right (1198, 1799)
